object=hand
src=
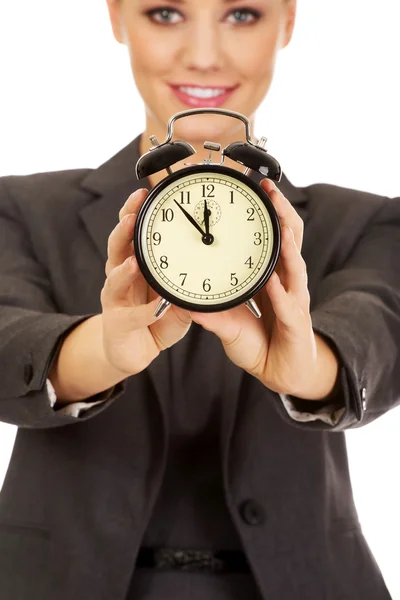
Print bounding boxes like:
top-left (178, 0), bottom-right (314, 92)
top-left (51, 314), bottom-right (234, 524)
top-left (204, 200), bottom-right (210, 235)
top-left (174, 199), bottom-right (214, 245)
top-left (100, 188), bottom-right (192, 377)
top-left (189, 179), bottom-right (339, 400)
top-left (174, 199), bottom-right (206, 237)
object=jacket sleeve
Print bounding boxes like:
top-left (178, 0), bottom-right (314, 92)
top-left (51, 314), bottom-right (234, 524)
top-left (0, 177), bottom-right (126, 429)
top-left (272, 195), bottom-right (400, 432)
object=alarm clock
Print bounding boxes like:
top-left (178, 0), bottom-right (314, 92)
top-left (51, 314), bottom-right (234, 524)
top-left (133, 108), bottom-right (282, 319)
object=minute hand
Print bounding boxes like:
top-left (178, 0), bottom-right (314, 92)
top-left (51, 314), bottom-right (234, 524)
top-left (173, 199), bottom-right (206, 237)
top-left (204, 200), bottom-right (210, 235)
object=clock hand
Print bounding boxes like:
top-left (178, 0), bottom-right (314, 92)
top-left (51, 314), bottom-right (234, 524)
top-left (204, 200), bottom-right (210, 236)
top-left (173, 199), bottom-right (206, 237)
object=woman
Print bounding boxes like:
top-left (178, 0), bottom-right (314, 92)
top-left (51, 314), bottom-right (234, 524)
top-left (0, 0), bottom-right (398, 598)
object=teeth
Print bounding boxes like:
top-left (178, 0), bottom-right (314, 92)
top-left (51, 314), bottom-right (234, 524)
top-left (179, 86), bottom-right (228, 99)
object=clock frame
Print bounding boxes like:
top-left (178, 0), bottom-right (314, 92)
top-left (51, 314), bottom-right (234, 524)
top-left (133, 164), bottom-right (281, 313)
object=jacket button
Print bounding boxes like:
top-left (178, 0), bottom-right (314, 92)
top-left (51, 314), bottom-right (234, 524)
top-left (239, 499), bottom-right (266, 526)
top-left (360, 387), bottom-right (367, 411)
top-left (24, 363), bottom-right (34, 385)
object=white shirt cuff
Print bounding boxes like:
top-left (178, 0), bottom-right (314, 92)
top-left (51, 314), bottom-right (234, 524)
top-left (46, 378), bottom-right (110, 418)
top-left (279, 394), bottom-right (346, 426)
top-left (47, 381), bottom-right (345, 424)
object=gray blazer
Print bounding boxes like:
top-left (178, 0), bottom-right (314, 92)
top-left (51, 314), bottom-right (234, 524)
top-left (0, 134), bottom-right (398, 600)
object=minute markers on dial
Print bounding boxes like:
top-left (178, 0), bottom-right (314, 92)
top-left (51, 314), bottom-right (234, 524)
top-left (154, 271), bottom-right (247, 294)
top-left (142, 171), bottom-right (275, 305)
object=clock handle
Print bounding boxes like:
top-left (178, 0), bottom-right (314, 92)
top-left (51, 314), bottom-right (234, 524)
top-left (162, 108), bottom-right (256, 147)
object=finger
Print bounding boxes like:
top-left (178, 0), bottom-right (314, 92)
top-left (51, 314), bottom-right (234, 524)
top-left (104, 298), bottom-right (161, 332)
top-left (264, 271), bottom-right (308, 330)
top-left (119, 188), bottom-right (148, 222)
top-left (278, 225), bottom-right (310, 307)
top-left (190, 305), bottom-right (268, 375)
top-left (260, 179), bottom-right (304, 251)
top-left (148, 285), bottom-right (161, 304)
top-left (149, 305), bottom-right (193, 349)
top-left (102, 256), bottom-right (162, 325)
top-left (190, 304), bottom-right (250, 346)
top-left (102, 255), bottom-right (141, 307)
top-left (106, 212), bottom-right (137, 277)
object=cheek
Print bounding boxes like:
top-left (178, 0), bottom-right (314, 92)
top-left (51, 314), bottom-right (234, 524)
top-left (227, 23), bottom-right (281, 81)
top-left (126, 26), bottom-right (179, 77)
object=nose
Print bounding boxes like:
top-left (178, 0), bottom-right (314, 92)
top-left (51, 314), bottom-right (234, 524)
top-left (183, 15), bottom-right (224, 72)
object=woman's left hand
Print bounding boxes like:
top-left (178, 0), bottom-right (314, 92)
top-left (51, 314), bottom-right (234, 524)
top-left (190, 178), bottom-right (339, 401)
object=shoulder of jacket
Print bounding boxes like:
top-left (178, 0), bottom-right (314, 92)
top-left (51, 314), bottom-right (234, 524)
top-left (301, 181), bottom-right (400, 229)
top-left (306, 180), bottom-right (394, 202)
top-left (0, 168), bottom-right (93, 210)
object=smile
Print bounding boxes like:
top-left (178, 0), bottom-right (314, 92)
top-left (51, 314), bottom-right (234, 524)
top-left (178, 86), bottom-right (230, 99)
top-left (169, 84), bottom-right (239, 108)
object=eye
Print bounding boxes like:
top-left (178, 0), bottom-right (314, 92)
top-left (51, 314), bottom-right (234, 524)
top-left (145, 7), bottom-right (184, 25)
top-left (225, 8), bottom-right (261, 25)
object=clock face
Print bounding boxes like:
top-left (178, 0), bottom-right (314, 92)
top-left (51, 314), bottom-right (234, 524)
top-left (134, 165), bottom-right (280, 311)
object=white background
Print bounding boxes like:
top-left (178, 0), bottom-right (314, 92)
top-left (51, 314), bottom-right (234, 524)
top-left (0, 0), bottom-right (399, 597)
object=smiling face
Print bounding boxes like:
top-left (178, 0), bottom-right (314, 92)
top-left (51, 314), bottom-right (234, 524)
top-left (106, 0), bottom-right (296, 153)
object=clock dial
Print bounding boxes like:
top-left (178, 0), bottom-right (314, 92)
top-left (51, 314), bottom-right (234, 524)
top-left (136, 167), bottom-right (279, 309)
top-left (194, 199), bottom-right (222, 227)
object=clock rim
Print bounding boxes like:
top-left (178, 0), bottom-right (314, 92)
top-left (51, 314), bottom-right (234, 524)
top-left (133, 163), bottom-right (281, 313)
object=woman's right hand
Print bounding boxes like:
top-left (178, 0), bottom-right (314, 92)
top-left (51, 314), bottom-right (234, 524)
top-left (100, 188), bottom-right (192, 377)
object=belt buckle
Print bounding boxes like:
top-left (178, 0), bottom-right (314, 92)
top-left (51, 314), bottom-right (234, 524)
top-left (154, 548), bottom-right (225, 573)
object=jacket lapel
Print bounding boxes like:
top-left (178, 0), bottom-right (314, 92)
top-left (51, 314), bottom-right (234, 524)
top-left (77, 133), bottom-right (309, 446)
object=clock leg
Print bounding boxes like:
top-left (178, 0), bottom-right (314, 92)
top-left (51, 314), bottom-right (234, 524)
top-left (154, 298), bottom-right (171, 318)
top-left (245, 298), bottom-right (262, 319)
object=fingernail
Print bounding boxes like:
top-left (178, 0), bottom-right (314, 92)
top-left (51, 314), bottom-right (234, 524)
top-left (125, 256), bottom-right (135, 267)
top-left (122, 214), bottom-right (134, 225)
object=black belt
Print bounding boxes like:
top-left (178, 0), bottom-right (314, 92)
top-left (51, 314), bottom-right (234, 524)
top-left (136, 547), bottom-right (251, 574)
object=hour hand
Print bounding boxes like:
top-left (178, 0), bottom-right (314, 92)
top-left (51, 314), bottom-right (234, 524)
top-left (173, 199), bottom-right (206, 237)
top-left (203, 200), bottom-right (210, 235)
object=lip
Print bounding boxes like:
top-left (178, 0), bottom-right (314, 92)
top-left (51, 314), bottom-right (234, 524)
top-left (170, 83), bottom-right (238, 89)
top-left (168, 83), bottom-right (239, 108)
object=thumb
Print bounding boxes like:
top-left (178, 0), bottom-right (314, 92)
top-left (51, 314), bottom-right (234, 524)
top-left (190, 308), bottom-right (244, 346)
